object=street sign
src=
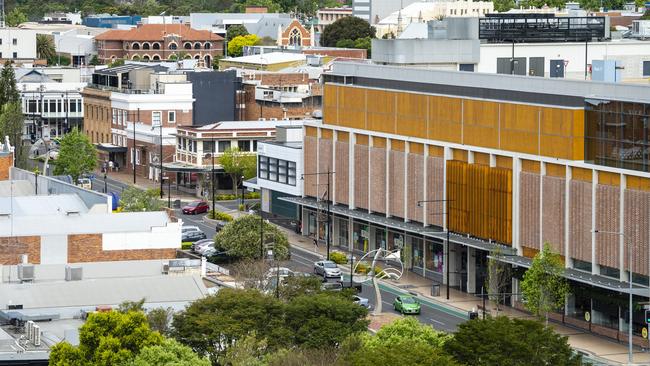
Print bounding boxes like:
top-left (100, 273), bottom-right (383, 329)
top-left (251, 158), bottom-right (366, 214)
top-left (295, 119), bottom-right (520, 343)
top-left (643, 327), bottom-right (648, 339)
top-left (584, 311), bottom-right (591, 322)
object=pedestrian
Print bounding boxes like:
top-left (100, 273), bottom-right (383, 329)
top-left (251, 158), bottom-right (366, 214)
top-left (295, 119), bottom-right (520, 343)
top-left (101, 160), bottom-right (107, 173)
top-left (313, 237), bottom-right (319, 250)
top-left (108, 160), bottom-right (114, 172)
top-left (114, 161), bottom-right (119, 171)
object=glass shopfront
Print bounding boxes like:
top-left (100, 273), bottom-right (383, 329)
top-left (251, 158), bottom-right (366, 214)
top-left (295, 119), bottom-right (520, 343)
top-left (335, 216), bottom-right (349, 249)
top-left (426, 240), bottom-right (444, 274)
top-left (585, 99), bottom-right (650, 172)
top-left (387, 231), bottom-right (404, 252)
top-left (353, 220), bottom-right (369, 253)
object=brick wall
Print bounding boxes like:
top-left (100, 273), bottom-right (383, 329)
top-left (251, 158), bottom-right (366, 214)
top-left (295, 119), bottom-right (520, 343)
top-left (596, 184), bottom-right (620, 269)
top-left (369, 147), bottom-right (386, 213)
top-left (0, 236), bottom-right (41, 265)
top-left (542, 176), bottom-right (565, 254)
top-left (426, 156), bottom-right (444, 227)
top-left (354, 145), bottom-right (369, 209)
top-left (520, 172), bottom-right (541, 251)
top-left (389, 150), bottom-right (405, 219)
top-left (569, 180), bottom-right (592, 262)
top-left (406, 153), bottom-right (424, 223)
top-left (335, 141), bottom-right (349, 205)
top-left (242, 84), bottom-right (320, 121)
top-left (67, 234), bottom-right (176, 263)
top-left (303, 136), bottom-right (317, 198)
top-left (0, 154), bottom-right (13, 180)
top-left (125, 140), bottom-right (176, 181)
top-left (317, 138), bottom-right (333, 198)
top-left (624, 189), bottom-right (650, 275)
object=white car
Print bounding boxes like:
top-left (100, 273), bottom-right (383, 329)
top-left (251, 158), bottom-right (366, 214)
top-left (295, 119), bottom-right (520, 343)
top-left (182, 226), bottom-right (201, 234)
top-left (197, 243), bottom-right (215, 256)
top-left (314, 260), bottom-right (342, 279)
top-left (77, 178), bottom-right (91, 190)
top-left (266, 267), bottom-right (295, 279)
top-left (191, 239), bottom-right (213, 253)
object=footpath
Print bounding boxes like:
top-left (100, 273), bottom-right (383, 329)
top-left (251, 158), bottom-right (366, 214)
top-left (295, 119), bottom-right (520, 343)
top-left (105, 172), bottom-right (649, 366)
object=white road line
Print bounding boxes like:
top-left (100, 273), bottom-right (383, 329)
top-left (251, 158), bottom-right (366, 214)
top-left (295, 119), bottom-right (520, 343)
top-left (429, 318), bottom-right (446, 326)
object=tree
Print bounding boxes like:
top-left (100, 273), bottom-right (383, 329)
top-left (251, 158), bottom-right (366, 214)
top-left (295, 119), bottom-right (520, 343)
top-left (643, 9), bottom-right (650, 20)
top-left (214, 214), bottom-right (290, 260)
top-left (171, 289), bottom-right (290, 363)
top-left (53, 127), bottom-right (97, 183)
top-left (129, 338), bottom-right (210, 366)
top-left (230, 258), bottom-right (271, 290)
top-left (50, 311), bottom-right (163, 366)
top-left (230, 0), bottom-right (281, 13)
top-left (521, 243), bottom-right (570, 321)
top-left (519, 0), bottom-right (566, 9)
top-left (219, 146), bottom-right (256, 194)
top-left (0, 61), bottom-right (20, 108)
top-left (119, 187), bottom-right (164, 212)
top-left (36, 34), bottom-right (56, 63)
top-left (485, 247), bottom-right (512, 314)
top-left (0, 103), bottom-right (25, 152)
top-left (321, 16), bottom-right (375, 48)
top-left (5, 8), bottom-right (28, 27)
top-left (118, 298), bottom-right (145, 313)
top-left (89, 55), bottom-right (100, 66)
top-left (277, 275), bottom-right (323, 301)
top-left (227, 34), bottom-right (261, 57)
top-left (147, 307), bottom-right (175, 336)
top-left (335, 39), bottom-right (356, 48)
top-left (354, 36), bottom-right (372, 57)
top-left (444, 316), bottom-right (582, 366)
top-left (493, 0), bottom-right (515, 12)
top-left (227, 24), bottom-right (249, 42)
top-left (284, 292), bottom-right (369, 348)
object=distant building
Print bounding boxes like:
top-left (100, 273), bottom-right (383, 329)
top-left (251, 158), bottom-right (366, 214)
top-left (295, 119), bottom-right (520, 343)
top-left (352, 0), bottom-right (421, 24)
top-left (53, 28), bottom-right (107, 66)
top-left (94, 24), bottom-right (224, 66)
top-left (219, 52), bottom-right (307, 71)
top-left (82, 14), bottom-right (142, 29)
top-left (277, 18), bottom-right (315, 47)
top-left (0, 28), bottom-right (37, 62)
top-left (316, 6), bottom-right (353, 32)
top-left (189, 12), bottom-right (293, 41)
top-left (42, 12), bottom-right (82, 25)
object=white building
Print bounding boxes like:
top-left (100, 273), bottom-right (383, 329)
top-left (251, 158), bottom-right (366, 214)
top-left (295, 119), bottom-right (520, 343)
top-left (53, 28), bottom-right (106, 66)
top-left (0, 28), bottom-right (37, 61)
top-left (352, 0), bottom-right (421, 24)
top-left (189, 13), bottom-right (292, 40)
top-left (316, 6), bottom-right (353, 32)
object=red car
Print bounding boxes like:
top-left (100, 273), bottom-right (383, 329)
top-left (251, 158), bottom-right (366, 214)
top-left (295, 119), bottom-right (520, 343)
top-left (182, 201), bottom-right (210, 215)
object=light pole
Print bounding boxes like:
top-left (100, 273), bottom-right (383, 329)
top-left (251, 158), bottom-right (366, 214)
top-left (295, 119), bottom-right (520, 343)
top-left (301, 170), bottom-right (334, 261)
top-left (151, 124), bottom-right (164, 199)
top-left (417, 199), bottom-right (454, 300)
top-left (594, 230), bottom-right (633, 364)
top-left (204, 150), bottom-right (216, 215)
top-left (240, 174), bottom-right (245, 210)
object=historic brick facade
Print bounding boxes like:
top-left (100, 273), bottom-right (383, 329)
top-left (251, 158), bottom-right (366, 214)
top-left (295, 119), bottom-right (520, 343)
top-left (0, 236), bottom-right (41, 265)
top-left (0, 153), bottom-right (12, 180)
top-left (67, 234), bottom-right (176, 263)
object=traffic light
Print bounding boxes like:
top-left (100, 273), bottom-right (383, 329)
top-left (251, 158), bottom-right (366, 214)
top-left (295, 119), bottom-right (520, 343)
top-left (645, 310), bottom-right (650, 324)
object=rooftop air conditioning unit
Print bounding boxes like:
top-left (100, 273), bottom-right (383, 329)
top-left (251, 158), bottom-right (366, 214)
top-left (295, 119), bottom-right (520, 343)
top-left (17, 264), bottom-right (35, 282)
top-left (32, 325), bottom-right (40, 346)
top-left (65, 266), bottom-right (83, 281)
top-left (258, 118), bottom-right (266, 121)
top-left (25, 321), bottom-right (34, 339)
top-left (269, 118), bottom-right (278, 121)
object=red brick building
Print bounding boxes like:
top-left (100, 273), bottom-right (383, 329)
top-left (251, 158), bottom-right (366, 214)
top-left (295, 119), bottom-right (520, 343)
top-left (277, 19), bottom-right (315, 47)
top-left (95, 24), bottom-right (224, 66)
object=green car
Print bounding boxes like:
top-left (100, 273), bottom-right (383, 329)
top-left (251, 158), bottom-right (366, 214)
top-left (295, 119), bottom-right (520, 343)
top-left (393, 295), bottom-right (421, 315)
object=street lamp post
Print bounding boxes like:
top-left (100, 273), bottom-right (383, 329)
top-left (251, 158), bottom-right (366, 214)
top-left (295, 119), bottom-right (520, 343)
top-left (417, 199), bottom-right (454, 300)
top-left (150, 124), bottom-right (164, 199)
top-left (594, 230), bottom-right (633, 365)
top-left (240, 175), bottom-right (245, 210)
top-left (204, 150), bottom-right (216, 215)
top-left (301, 170), bottom-right (334, 261)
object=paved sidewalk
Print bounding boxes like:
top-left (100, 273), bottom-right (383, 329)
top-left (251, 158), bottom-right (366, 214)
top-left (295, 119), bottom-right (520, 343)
top-left (96, 169), bottom-right (198, 202)
top-left (281, 227), bottom-right (650, 366)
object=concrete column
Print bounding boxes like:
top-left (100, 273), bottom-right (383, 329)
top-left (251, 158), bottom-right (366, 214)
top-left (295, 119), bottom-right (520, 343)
top-left (513, 157), bottom-right (522, 254)
top-left (332, 217), bottom-right (340, 249)
top-left (332, 130), bottom-right (337, 205)
top-left (539, 162), bottom-right (546, 251)
top-left (489, 153), bottom-right (496, 167)
top-left (592, 170), bottom-right (600, 275)
top-left (385, 139), bottom-right (391, 217)
top-left (423, 145), bottom-right (429, 227)
top-left (467, 247), bottom-right (476, 294)
top-left (368, 136), bottom-right (373, 215)
top-left (448, 242), bottom-right (459, 289)
top-left (443, 146), bottom-right (452, 232)
top-left (468, 151), bottom-right (475, 164)
top-left (620, 174), bottom-right (627, 282)
top-left (565, 165), bottom-right (572, 268)
top-left (404, 142), bottom-right (409, 222)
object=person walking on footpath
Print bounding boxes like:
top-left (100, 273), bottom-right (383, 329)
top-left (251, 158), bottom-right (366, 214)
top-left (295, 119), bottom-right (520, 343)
top-left (313, 237), bottom-right (319, 250)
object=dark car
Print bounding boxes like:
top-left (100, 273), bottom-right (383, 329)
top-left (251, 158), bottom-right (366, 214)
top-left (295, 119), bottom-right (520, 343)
top-left (182, 201), bottom-right (210, 215)
top-left (182, 230), bottom-right (207, 243)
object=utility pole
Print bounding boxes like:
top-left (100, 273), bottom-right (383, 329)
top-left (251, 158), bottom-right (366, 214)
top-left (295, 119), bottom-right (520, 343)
top-left (133, 109), bottom-right (138, 184)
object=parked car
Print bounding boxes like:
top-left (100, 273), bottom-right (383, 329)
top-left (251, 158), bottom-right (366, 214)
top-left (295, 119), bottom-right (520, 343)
top-left (393, 295), bottom-right (421, 315)
top-left (77, 178), bottom-right (92, 190)
top-left (353, 295), bottom-right (371, 309)
top-left (339, 279), bottom-right (363, 293)
top-left (321, 282), bottom-right (343, 291)
top-left (314, 260), bottom-right (342, 279)
top-left (200, 245), bottom-right (219, 257)
top-left (182, 200), bottom-right (210, 215)
top-left (266, 267), bottom-right (295, 279)
top-left (192, 239), bottom-right (214, 254)
top-left (182, 226), bottom-right (201, 234)
top-left (182, 230), bottom-right (207, 243)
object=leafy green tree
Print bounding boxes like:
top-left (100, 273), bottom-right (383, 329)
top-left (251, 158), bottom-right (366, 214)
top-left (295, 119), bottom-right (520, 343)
top-left (321, 16), bottom-right (375, 47)
top-left (521, 243), bottom-right (570, 321)
top-left (485, 247), bottom-right (512, 313)
top-left (0, 61), bottom-right (20, 108)
top-left (5, 8), bottom-right (28, 26)
top-left (119, 187), bottom-right (164, 212)
top-left (265, 346), bottom-right (341, 366)
top-left (129, 338), bottom-right (210, 366)
top-left (493, 0), bottom-right (516, 12)
top-left (89, 55), bottom-right (100, 65)
top-left (50, 311), bottom-right (163, 366)
top-left (227, 34), bottom-right (261, 57)
top-left (278, 275), bottom-right (323, 300)
top-left (36, 34), bottom-right (56, 63)
top-left (53, 127), bottom-right (97, 183)
top-left (118, 298), bottom-right (145, 313)
top-left (147, 307), bottom-right (175, 336)
top-left (171, 289), bottom-right (290, 364)
top-left (214, 214), bottom-right (290, 260)
top-left (643, 9), bottom-right (650, 20)
top-left (222, 334), bottom-right (268, 366)
top-left (445, 316), bottom-right (582, 366)
top-left (284, 292), bottom-right (369, 348)
top-left (350, 340), bottom-right (460, 366)
top-left (364, 317), bottom-right (451, 349)
top-left (230, 0), bottom-right (281, 13)
top-left (226, 24), bottom-right (249, 42)
top-left (354, 36), bottom-right (372, 57)
top-left (0, 103), bottom-right (25, 152)
top-left (219, 146), bottom-right (256, 194)
top-left (335, 38), bottom-right (356, 48)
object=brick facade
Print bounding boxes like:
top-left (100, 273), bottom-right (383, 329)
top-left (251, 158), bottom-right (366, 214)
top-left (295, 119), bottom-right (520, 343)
top-left (0, 154), bottom-right (12, 180)
top-left (0, 236), bottom-right (41, 265)
top-left (279, 19), bottom-right (313, 47)
top-left (82, 88), bottom-right (113, 144)
top-left (67, 234), bottom-right (176, 263)
top-left (242, 84), bottom-right (321, 121)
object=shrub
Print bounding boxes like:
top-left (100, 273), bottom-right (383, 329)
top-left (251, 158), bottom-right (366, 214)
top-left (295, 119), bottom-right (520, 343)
top-left (238, 204), bottom-right (245, 211)
top-left (354, 262), bottom-right (383, 276)
top-left (216, 194), bottom-right (237, 201)
top-left (245, 192), bottom-right (260, 199)
top-left (181, 242), bottom-right (192, 250)
top-left (330, 251), bottom-right (348, 265)
top-left (208, 210), bottom-right (233, 222)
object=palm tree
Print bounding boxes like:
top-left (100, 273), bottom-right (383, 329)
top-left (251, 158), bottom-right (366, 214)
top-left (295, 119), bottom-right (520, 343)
top-left (36, 34), bottom-right (56, 63)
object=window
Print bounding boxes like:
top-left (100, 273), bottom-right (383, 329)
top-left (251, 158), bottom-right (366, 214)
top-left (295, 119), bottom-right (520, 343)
top-left (169, 42), bottom-right (177, 50)
top-left (112, 108), bottom-right (117, 124)
top-left (49, 100), bottom-right (56, 113)
top-left (259, 156), bottom-right (268, 179)
top-left (152, 111), bottom-right (162, 126)
top-left (218, 140), bottom-right (231, 152)
top-left (203, 141), bottom-right (214, 152)
top-left (43, 100), bottom-right (49, 113)
top-left (184, 42), bottom-right (192, 50)
top-left (123, 110), bottom-right (127, 125)
top-left (117, 109), bottom-right (122, 124)
top-left (253, 140), bottom-right (258, 151)
top-left (268, 158), bottom-right (277, 181)
top-left (643, 61), bottom-right (650, 77)
top-left (12, 52), bottom-right (17, 59)
top-left (132, 43), bottom-right (140, 50)
top-left (238, 140), bottom-right (251, 151)
top-left (27, 99), bottom-right (37, 113)
top-left (12, 38), bottom-right (17, 46)
top-left (289, 28), bottom-right (301, 46)
top-left (152, 42), bottom-right (160, 50)
top-left (168, 111), bottom-right (176, 123)
top-left (258, 156), bottom-right (296, 186)
top-left (204, 42), bottom-right (211, 49)
top-left (135, 149), bottom-right (141, 165)
top-left (70, 99), bottom-right (77, 112)
top-left (143, 43), bottom-right (150, 50)
top-left (0, 39), bottom-right (2, 45)
top-left (194, 42), bottom-right (201, 49)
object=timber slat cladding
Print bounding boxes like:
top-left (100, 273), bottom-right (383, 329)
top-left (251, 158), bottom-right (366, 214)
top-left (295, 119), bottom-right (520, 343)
top-left (446, 161), bottom-right (513, 245)
top-left (596, 184), bottom-right (620, 269)
top-left (369, 147), bottom-right (387, 213)
top-left (519, 172), bottom-right (541, 251)
top-left (318, 138), bottom-right (333, 199)
top-left (426, 156), bottom-right (444, 227)
top-left (542, 176), bottom-right (565, 255)
top-left (389, 150), bottom-right (405, 219)
top-left (335, 141), bottom-right (349, 205)
top-left (303, 136), bottom-right (318, 198)
top-left (354, 145), bottom-right (369, 210)
top-left (624, 189), bottom-right (650, 276)
top-left (569, 180), bottom-right (592, 263)
top-left (407, 153), bottom-right (425, 223)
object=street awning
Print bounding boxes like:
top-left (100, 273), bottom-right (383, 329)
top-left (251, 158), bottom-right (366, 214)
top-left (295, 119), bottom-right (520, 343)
top-left (244, 177), bottom-right (259, 191)
top-left (96, 143), bottom-right (127, 153)
top-left (160, 162), bottom-right (222, 173)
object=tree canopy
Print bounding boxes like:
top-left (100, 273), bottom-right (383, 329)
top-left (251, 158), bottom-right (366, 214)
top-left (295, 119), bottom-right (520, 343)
top-left (214, 214), bottom-right (290, 260)
top-left (521, 243), bottom-right (570, 320)
top-left (5, 8), bottom-right (27, 26)
top-left (119, 187), bottom-right (164, 212)
top-left (53, 127), bottom-right (97, 182)
top-left (129, 338), bottom-right (211, 366)
top-left (0, 61), bottom-right (20, 108)
top-left (226, 24), bottom-right (250, 42)
top-left (219, 146), bottom-right (256, 194)
top-left (321, 17), bottom-right (375, 48)
top-left (444, 316), bottom-right (582, 366)
top-left (227, 34), bottom-right (261, 57)
top-left (0, 102), bottom-right (25, 150)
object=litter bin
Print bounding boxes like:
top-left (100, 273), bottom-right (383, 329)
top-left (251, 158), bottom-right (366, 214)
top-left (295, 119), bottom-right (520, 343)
top-left (468, 311), bottom-right (479, 320)
top-left (431, 283), bottom-right (440, 297)
top-left (173, 199), bottom-right (181, 208)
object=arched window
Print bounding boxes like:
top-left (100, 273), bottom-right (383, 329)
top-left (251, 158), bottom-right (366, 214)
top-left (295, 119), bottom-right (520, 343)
top-left (204, 55), bottom-right (212, 67)
top-left (132, 43), bottom-right (140, 50)
top-left (204, 42), bottom-right (211, 50)
top-left (289, 28), bottom-right (302, 46)
top-left (142, 55), bottom-right (150, 61)
top-left (152, 42), bottom-right (160, 50)
top-left (168, 42), bottom-right (178, 50)
top-left (142, 43), bottom-right (150, 50)
top-left (152, 55), bottom-right (160, 61)
top-left (131, 54), bottom-right (140, 61)
top-left (184, 42), bottom-right (192, 50)
top-left (194, 42), bottom-right (201, 49)
top-left (184, 54), bottom-right (192, 59)
top-left (194, 54), bottom-right (200, 60)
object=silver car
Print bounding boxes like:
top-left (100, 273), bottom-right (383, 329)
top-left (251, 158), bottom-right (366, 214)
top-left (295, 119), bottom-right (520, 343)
top-left (314, 260), bottom-right (342, 279)
top-left (353, 295), bottom-right (371, 309)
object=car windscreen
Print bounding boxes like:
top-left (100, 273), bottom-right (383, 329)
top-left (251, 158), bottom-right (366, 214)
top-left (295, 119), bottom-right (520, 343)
top-left (187, 202), bottom-right (199, 207)
top-left (401, 297), bottom-right (416, 304)
top-left (323, 262), bottom-right (337, 268)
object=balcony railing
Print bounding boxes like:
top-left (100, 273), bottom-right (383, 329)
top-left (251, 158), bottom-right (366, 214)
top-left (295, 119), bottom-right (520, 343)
top-left (88, 83), bottom-right (164, 95)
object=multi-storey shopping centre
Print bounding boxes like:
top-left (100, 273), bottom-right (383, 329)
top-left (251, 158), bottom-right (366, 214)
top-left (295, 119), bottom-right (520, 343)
top-left (273, 62), bottom-right (650, 344)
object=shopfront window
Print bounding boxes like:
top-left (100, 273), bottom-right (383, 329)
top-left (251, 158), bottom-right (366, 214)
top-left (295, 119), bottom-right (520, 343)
top-left (426, 240), bottom-right (444, 273)
top-left (412, 238), bottom-right (424, 269)
top-left (387, 231), bottom-right (404, 252)
top-left (374, 226), bottom-right (386, 251)
top-left (337, 217), bottom-right (349, 249)
top-left (353, 221), bottom-right (369, 252)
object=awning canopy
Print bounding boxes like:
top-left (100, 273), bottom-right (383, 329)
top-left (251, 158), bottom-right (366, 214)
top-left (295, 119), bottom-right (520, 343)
top-left (244, 177), bottom-right (259, 191)
top-left (95, 143), bottom-right (127, 153)
top-left (160, 162), bottom-right (224, 173)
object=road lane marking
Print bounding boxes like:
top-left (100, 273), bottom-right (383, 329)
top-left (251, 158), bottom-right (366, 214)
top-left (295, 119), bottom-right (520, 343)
top-left (429, 318), bottom-right (446, 326)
